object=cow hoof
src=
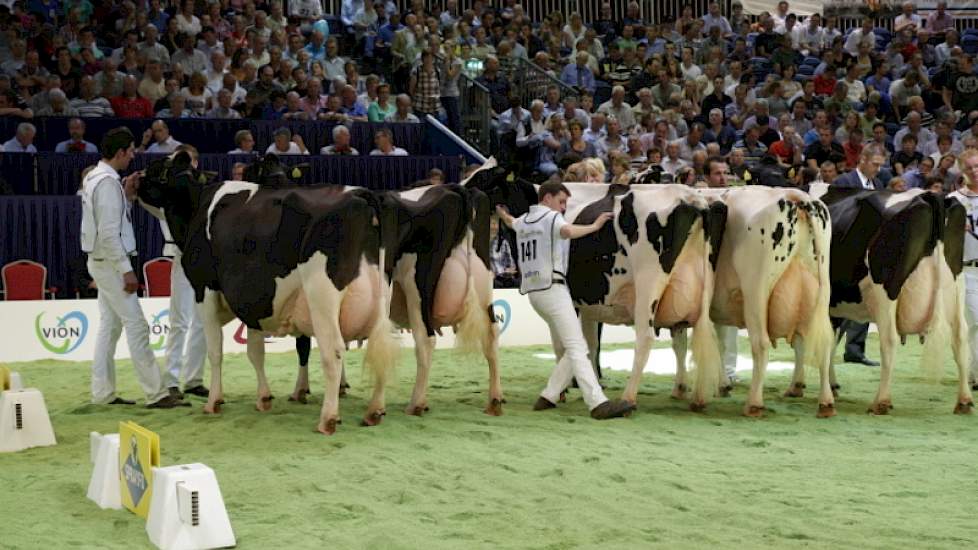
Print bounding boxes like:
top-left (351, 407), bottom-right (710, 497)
top-left (718, 385), bottom-right (733, 398)
top-left (867, 401), bottom-right (893, 415)
top-left (255, 395), bottom-right (274, 412)
top-left (743, 405), bottom-right (766, 418)
top-left (670, 384), bottom-right (688, 400)
top-left (783, 382), bottom-right (806, 398)
top-left (831, 384), bottom-right (841, 398)
top-left (317, 418), bottom-right (339, 435)
top-left (689, 401), bottom-right (707, 413)
top-left (406, 405), bottom-right (429, 416)
top-left (484, 398), bottom-right (504, 416)
top-left (288, 391), bottom-right (308, 404)
top-left (361, 410), bottom-right (385, 427)
top-left (203, 400), bottom-right (223, 414)
top-left (816, 403), bottom-right (837, 418)
top-left (953, 400), bottom-right (975, 415)
top-left (339, 386), bottom-right (349, 398)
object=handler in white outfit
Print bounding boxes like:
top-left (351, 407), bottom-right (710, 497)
top-left (79, 127), bottom-right (187, 409)
top-left (496, 182), bottom-right (635, 419)
top-left (950, 148), bottom-right (978, 389)
top-left (143, 146), bottom-right (207, 399)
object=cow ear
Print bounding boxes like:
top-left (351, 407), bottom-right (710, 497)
top-left (291, 167), bottom-right (302, 179)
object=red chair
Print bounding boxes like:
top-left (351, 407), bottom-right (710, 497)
top-left (1, 260), bottom-right (57, 300)
top-left (142, 257), bottom-right (173, 297)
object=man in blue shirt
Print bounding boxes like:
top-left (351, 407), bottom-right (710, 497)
top-left (560, 52), bottom-right (596, 95)
top-left (303, 30), bottom-right (328, 63)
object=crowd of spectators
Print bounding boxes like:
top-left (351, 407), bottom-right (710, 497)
top-left (0, 0), bottom-right (976, 192)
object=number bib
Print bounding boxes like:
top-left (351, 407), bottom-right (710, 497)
top-left (514, 210), bottom-right (559, 294)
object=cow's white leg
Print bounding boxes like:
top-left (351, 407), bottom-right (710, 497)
top-left (742, 312), bottom-right (772, 417)
top-left (785, 337), bottom-right (807, 398)
top-left (670, 328), bottom-right (689, 400)
top-left (582, 317), bottom-right (600, 378)
top-left (200, 290), bottom-right (227, 414)
top-left (870, 299), bottom-right (899, 415)
top-left (622, 286), bottom-right (655, 406)
top-left (953, 277), bottom-right (975, 414)
top-left (483, 320), bottom-right (504, 416)
top-left (405, 296), bottom-right (435, 416)
top-left (247, 327), bottom-right (273, 412)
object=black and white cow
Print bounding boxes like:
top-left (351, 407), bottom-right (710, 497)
top-left (798, 184), bottom-right (973, 415)
top-left (467, 171), bottom-right (727, 410)
top-left (669, 187), bottom-right (837, 417)
top-left (139, 154), bottom-right (399, 435)
top-left (383, 178), bottom-right (504, 416)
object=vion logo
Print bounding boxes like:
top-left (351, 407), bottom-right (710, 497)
top-left (34, 311), bottom-right (89, 354)
top-left (491, 299), bottom-right (512, 334)
top-left (149, 309), bottom-right (170, 351)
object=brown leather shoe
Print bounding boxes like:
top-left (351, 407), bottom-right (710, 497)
top-left (590, 400), bottom-right (636, 420)
top-left (168, 387), bottom-right (183, 400)
top-left (532, 396), bottom-right (557, 411)
top-left (147, 395), bottom-right (191, 409)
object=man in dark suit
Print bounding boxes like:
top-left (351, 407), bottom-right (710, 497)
top-left (831, 146), bottom-right (887, 190)
top-left (830, 145), bottom-right (887, 366)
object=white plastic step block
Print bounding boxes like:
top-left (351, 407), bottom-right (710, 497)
top-left (0, 389), bottom-right (56, 453)
top-left (87, 432), bottom-right (122, 510)
top-left (8, 372), bottom-right (23, 390)
top-left (146, 464), bottom-right (235, 550)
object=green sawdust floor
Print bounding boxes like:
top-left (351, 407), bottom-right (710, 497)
top-left (1, 335), bottom-right (976, 549)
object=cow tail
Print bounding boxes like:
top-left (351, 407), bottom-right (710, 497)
top-left (454, 228), bottom-right (488, 356)
top-left (919, 242), bottom-right (950, 382)
top-left (363, 199), bottom-right (400, 386)
top-left (801, 201), bottom-right (834, 377)
top-left (689, 213), bottom-right (721, 402)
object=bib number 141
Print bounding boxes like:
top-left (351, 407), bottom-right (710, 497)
top-left (520, 239), bottom-right (538, 262)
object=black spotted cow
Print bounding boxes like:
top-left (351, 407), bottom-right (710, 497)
top-left (800, 184), bottom-right (973, 415)
top-left (382, 179), bottom-right (504, 416)
top-left (138, 154), bottom-right (399, 435)
top-left (669, 187), bottom-right (837, 417)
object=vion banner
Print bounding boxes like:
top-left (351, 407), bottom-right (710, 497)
top-left (0, 291), bottom-right (639, 363)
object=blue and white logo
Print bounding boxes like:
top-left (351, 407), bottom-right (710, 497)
top-left (492, 299), bottom-right (512, 334)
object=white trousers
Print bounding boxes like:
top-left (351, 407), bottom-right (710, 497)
top-left (88, 259), bottom-right (168, 405)
top-left (529, 284), bottom-right (608, 410)
top-left (716, 324), bottom-right (738, 379)
top-left (963, 269), bottom-right (978, 382)
top-left (163, 255), bottom-right (206, 389)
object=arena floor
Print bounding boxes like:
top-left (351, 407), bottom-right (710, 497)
top-left (1, 336), bottom-right (975, 549)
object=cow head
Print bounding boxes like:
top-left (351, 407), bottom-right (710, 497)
top-left (243, 153), bottom-right (309, 186)
top-left (138, 151), bottom-right (215, 253)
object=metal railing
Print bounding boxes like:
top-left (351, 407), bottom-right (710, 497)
top-left (459, 73), bottom-right (492, 154)
top-left (511, 57), bottom-right (579, 108)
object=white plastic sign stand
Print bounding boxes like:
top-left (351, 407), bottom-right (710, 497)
top-left (146, 464), bottom-right (235, 550)
top-left (8, 372), bottom-right (23, 390)
top-left (87, 432), bottom-right (123, 509)
top-left (0, 388), bottom-right (57, 453)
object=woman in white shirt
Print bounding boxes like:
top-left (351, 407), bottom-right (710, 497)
top-left (562, 12), bottom-right (587, 51)
top-left (265, 127), bottom-right (309, 155)
top-left (180, 72), bottom-right (213, 116)
top-left (174, 0), bottom-right (202, 36)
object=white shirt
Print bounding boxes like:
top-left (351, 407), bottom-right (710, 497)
top-left (856, 168), bottom-right (874, 190)
top-left (369, 147), bottom-right (408, 156)
top-left (146, 136), bottom-right (182, 154)
top-left (265, 143), bottom-right (308, 155)
top-left (289, 0), bottom-right (324, 18)
top-left (2, 138), bottom-right (36, 153)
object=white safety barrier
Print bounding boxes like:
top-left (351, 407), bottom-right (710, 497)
top-left (146, 464), bottom-right (235, 550)
top-left (0, 387), bottom-right (56, 453)
top-left (87, 432), bottom-right (123, 510)
top-left (0, 290), bottom-right (640, 363)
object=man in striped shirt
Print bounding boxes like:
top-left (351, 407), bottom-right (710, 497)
top-left (70, 76), bottom-right (115, 118)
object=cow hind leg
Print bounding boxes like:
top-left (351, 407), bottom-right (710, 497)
top-left (869, 301), bottom-right (899, 415)
top-left (784, 338), bottom-right (806, 398)
top-left (406, 301), bottom-right (435, 416)
top-left (743, 331), bottom-right (771, 418)
top-left (483, 320), bottom-right (504, 416)
top-left (247, 327), bottom-right (273, 412)
top-left (200, 290), bottom-right (229, 414)
top-left (671, 328), bottom-right (689, 400)
top-left (950, 282), bottom-right (973, 414)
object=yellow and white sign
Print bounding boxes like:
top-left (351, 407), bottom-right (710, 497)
top-left (119, 421), bottom-right (160, 520)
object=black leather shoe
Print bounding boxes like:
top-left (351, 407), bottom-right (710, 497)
top-left (590, 399), bottom-right (636, 420)
top-left (107, 397), bottom-right (136, 405)
top-left (844, 355), bottom-right (879, 367)
top-left (168, 387), bottom-right (183, 400)
top-left (147, 395), bottom-right (191, 409)
top-left (182, 385), bottom-right (209, 397)
top-left (532, 396), bottom-right (557, 411)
